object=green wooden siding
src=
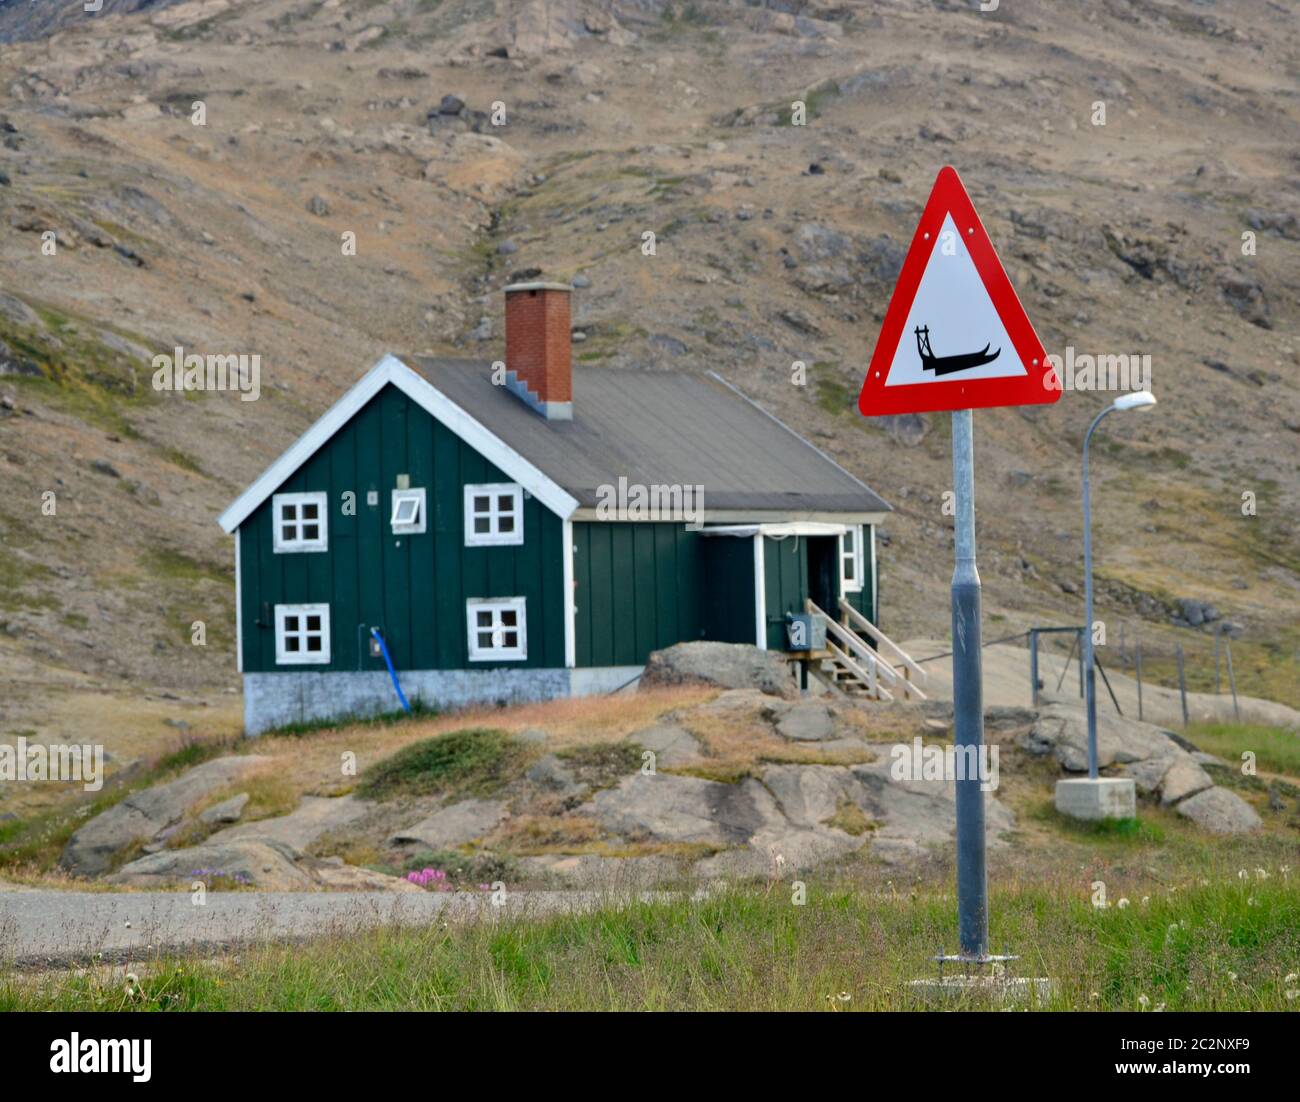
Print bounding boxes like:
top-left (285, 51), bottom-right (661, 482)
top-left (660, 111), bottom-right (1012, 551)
top-left (572, 521), bottom-right (703, 667)
top-left (238, 383), bottom-right (564, 673)
top-left (763, 535), bottom-right (813, 650)
top-left (702, 536), bottom-right (757, 645)
top-left (762, 528), bottom-right (876, 650)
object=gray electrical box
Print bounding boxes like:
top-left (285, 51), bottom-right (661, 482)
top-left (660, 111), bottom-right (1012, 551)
top-left (786, 612), bottom-right (825, 651)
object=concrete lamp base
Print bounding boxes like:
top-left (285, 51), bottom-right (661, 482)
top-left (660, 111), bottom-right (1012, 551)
top-left (908, 976), bottom-right (1056, 1006)
top-left (1055, 777), bottom-right (1137, 821)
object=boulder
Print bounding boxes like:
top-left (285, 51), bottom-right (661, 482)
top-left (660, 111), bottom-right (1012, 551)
top-left (1175, 787), bottom-right (1262, 834)
top-left (641, 642), bottom-right (797, 698)
top-left (1021, 704), bottom-right (1184, 772)
top-left (776, 700), bottom-right (834, 742)
top-left (389, 798), bottom-right (507, 849)
top-left (215, 794), bottom-right (368, 850)
top-left (61, 755), bottom-right (271, 876)
top-left (696, 688), bottom-right (793, 719)
top-left (850, 759), bottom-right (1017, 852)
top-left (763, 764), bottom-right (859, 829)
top-left (626, 723), bottom-right (703, 766)
top-left (524, 754), bottom-right (588, 799)
top-left (108, 838), bottom-right (313, 890)
top-left (108, 839), bottom-right (422, 892)
top-left (1158, 756), bottom-right (1214, 806)
top-left (1121, 755), bottom-right (1174, 796)
top-left (696, 824), bottom-right (865, 878)
top-left (579, 773), bottom-right (782, 846)
top-left (200, 793), bottom-right (249, 825)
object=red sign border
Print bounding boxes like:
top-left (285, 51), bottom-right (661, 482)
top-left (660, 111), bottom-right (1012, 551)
top-left (857, 166), bottom-right (1061, 416)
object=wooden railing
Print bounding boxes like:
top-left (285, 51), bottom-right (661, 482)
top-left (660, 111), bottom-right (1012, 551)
top-left (838, 598), bottom-right (928, 695)
top-left (806, 599), bottom-right (927, 701)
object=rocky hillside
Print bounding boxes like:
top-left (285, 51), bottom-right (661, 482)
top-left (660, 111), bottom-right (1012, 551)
top-left (0, 0), bottom-right (1297, 736)
top-left (54, 676), bottom-right (1282, 893)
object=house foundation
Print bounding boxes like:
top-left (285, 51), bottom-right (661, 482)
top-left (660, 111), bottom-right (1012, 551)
top-left (243, 666), bottom-right (644, 735)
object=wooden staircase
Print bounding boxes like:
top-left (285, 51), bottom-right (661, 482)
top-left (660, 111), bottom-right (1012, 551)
top-left (806, 598), bottom-right (928, 702)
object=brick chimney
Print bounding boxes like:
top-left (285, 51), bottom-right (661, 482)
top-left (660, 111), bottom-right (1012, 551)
top-left (503, 282), bottom-right (573, 421)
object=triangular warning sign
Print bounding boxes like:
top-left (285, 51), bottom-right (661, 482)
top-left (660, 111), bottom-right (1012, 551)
top-left (858, 166), bottom-right (1061, 416)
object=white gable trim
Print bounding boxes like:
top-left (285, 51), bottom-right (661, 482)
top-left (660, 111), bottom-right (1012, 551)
top-left (562, 518), bottom-right (576, 669)
top-left (218, 355), bottom-right (579, 533)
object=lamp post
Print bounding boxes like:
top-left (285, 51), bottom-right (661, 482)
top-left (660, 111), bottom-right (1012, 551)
top-left (1082, 390), bottom-right (1157, 778)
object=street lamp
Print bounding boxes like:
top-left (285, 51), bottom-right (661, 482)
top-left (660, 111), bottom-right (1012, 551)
top-left (1082, 390), bottom-right (1157, 778)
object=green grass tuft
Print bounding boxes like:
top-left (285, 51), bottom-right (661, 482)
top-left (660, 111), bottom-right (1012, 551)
top-left (355, 728), bottom-right (529, 801)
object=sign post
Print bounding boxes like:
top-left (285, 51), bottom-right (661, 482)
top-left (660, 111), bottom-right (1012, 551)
top-left (858, 166), bottom-right (1061, 971)
top-left (950, 406), bottom-right (986, 957)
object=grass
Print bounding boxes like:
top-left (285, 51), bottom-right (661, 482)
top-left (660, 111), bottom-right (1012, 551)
top-left (166, 771), bottom-right (301, 850)
top-left (555, 741), bottom-right (642, 788)
top-left (0, 734), bottom-right (231, 871)
top-left (1033, 803), bottom-right (1166, 844)
top-left (1186, 723), bottom-right (1300, 777)
top-left (814, 370), bottom-right (855, 415)
top-left (0, 305), bottom-right (153, 438)
top-left (0, 553), bottom-right (58, 614)
top-left (354, 728), bottom-right (531, 801)
top-left (4, 871), bottom-right (1296, 1010)
top-left (142, 547), bottom-right (228, 588)
top-left (266, 699), bottom-right (437, 738)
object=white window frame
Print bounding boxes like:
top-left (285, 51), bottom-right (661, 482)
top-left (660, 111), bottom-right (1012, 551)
top-left (272, 492), bottom-right (328, 553)
top-left (464, 483), bottom-right (524, 547)
top-left (274, 603), bottom-right (331, 665)
top-left (840, 525), bottom-right (864, 593)
top-left (466, 597), bottom-right (527, 662)
top-left (390, 487), bottom-right (427, 535)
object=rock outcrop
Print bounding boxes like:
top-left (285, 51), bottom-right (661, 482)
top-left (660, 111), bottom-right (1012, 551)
top-left (61, 755), bottom-right (271, 876)
top-left (640, 642), bottom-right (797, 698)
top-left (1022, 703), bottom-right (1260, 833)
top-left (107, 837), bottom-right (422, 892)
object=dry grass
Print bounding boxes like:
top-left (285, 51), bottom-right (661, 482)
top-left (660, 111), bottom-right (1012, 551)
top-left (165, 768), bottom-right (302, 850)
top-left (674, 699), bottom-right (878, 783)
top-left (486, 814), bottom-right (603, 854)
top-left (232, 687), bottom-right (718, 805)
top-left (826, 800), bottom-right (875, 837)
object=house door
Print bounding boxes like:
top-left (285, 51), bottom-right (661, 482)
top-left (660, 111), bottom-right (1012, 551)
top-left (806, 536), bottom-right (839, 615)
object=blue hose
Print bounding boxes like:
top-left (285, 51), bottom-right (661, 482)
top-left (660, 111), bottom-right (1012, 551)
top-left (369, 627), bottom-right (411, 713)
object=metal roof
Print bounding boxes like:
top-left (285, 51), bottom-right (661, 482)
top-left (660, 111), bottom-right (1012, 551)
top-left (407, 357), bottom-right (891, 514)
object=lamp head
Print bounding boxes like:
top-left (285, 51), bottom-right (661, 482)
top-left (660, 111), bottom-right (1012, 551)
top-left (1112, 391), bottom-right (1156, 412)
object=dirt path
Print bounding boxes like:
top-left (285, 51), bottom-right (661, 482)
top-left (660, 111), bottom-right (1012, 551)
top-left (903, 639), bottom-right (1300, 730)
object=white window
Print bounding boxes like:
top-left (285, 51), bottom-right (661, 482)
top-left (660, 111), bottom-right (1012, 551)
top-left (464, 483), bottom-right (523, 546)
top-left (390, 487), bottom-right (426, 535)
top-left (466, 598), bottom-right (527, 661)
top-left (275, 603), bottom-right (331, 664)
top-left (273, 492), bottom-right (328, 553)
top-left (840, 526), bottom-right (864, 593)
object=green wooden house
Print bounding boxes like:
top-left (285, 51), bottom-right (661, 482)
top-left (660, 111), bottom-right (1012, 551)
top-left (219, 283), bottom-right (914, 735)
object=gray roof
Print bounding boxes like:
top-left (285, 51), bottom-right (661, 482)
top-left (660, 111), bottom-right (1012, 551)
top-left (406, 357), bottom-right (891, 514)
